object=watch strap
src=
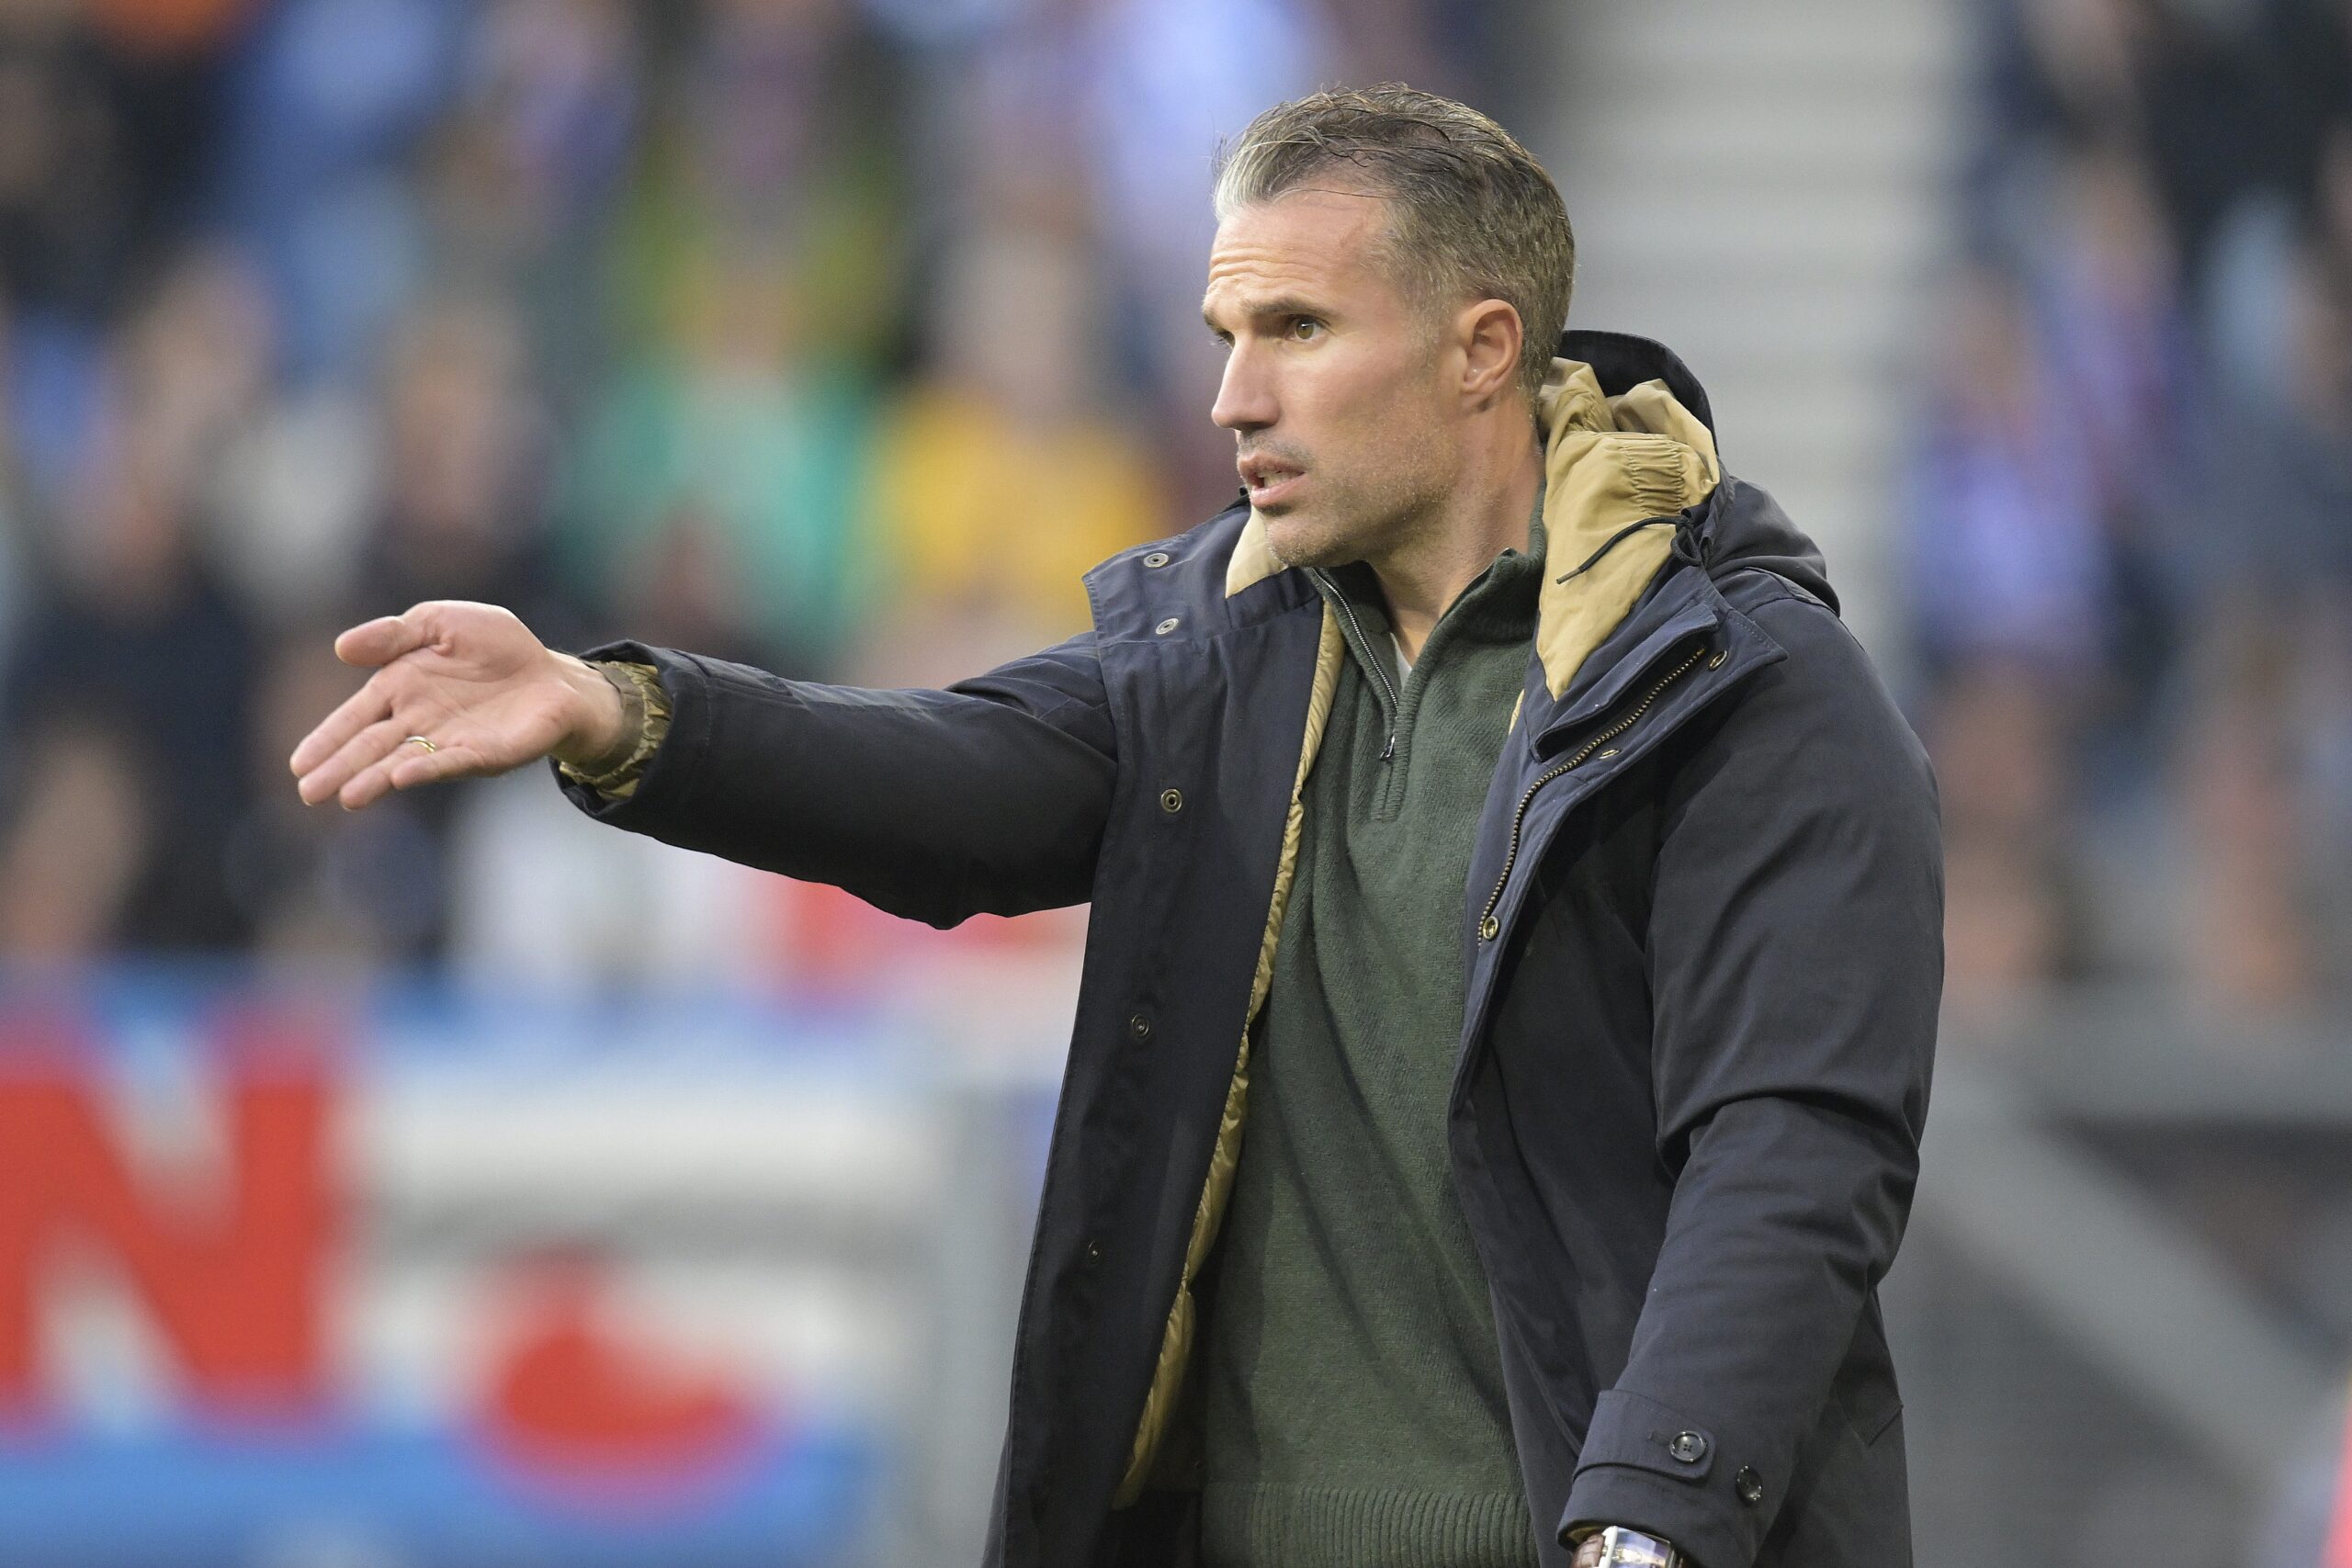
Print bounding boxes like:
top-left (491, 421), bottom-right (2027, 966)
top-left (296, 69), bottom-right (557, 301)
top-left (1595, 1524), bottom-right (1684, 1567)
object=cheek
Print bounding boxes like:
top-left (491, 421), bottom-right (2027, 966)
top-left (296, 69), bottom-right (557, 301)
top-left (1337, 374), bottom-right (1452, 483)
top-left (1304, 357), bottom-right (1436, 461)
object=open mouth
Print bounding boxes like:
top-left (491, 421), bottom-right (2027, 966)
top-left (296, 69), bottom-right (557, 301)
top-left (1239, 456), bottom-right (1306, 508)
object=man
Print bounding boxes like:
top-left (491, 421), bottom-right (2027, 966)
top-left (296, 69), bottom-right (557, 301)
top-left (292, 87), bottom-right (1940, 1568)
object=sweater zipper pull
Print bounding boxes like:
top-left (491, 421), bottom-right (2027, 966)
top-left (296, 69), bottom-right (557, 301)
top-left (1380, 731), bottom-right (1396, 763)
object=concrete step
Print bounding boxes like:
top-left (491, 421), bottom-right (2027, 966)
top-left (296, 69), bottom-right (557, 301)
top-left (1563, 98), bottom-right (1952, 183)
top-left (1566, 2), bottom-right (1958, 78)
top-left (1566, 272), bottom-right (1946, 370)
top-left (1567, 194), bottom-right (1943, 276)
top-left (1543, 0), bottom-right (1960, 644)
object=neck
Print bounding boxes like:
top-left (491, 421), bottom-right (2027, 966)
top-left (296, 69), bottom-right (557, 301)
top-left (1368, 416), bottom-right (1544, 662)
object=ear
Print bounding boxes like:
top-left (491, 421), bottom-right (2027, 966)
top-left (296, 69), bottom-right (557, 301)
top-left (1453, 298), bottom-right (1524, 409)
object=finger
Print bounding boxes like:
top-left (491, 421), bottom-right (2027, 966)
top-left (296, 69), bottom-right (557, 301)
top-left (342, 728), bottom-right (488, 808)
top-left (290, 673), bottom-right (399, 787)
top-left (333, 605), bottom-right (436, 670)
top-left (337, 735), bottom-right (426, 811)
top-left (383, 737), bottom-right (494, 792)
top-left (305, 716), bottom-right (416, 809)
top-left (382, 700), bottom-right (552, 791)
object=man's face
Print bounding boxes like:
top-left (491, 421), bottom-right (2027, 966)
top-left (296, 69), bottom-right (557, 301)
top-left (1203, 187), bottom-right (1460, 570)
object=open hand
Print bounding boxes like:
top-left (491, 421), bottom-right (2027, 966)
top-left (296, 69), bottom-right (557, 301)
top-left (288, 601), bottom-right (624, 810)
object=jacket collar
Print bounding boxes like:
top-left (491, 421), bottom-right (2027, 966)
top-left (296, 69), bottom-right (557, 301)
top-left (1222, 331), bottom-right (1722, 698)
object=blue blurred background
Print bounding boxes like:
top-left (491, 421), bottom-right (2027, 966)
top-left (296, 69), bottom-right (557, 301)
top-left (1, 0), bottom-right (2350, 1562)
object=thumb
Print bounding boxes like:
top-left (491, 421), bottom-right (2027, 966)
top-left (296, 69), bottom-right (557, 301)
top-left (334, 606), bottom-right (436, 669)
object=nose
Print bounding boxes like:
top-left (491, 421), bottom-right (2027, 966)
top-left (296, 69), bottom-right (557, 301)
top-left (1211, 341), bottom-right (1276, 434)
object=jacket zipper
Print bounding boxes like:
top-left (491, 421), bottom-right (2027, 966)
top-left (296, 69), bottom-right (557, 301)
top-left (1475, 639), bottom-right (1713, 942)
top-left (1310, 568), bottom-right (1401, 761)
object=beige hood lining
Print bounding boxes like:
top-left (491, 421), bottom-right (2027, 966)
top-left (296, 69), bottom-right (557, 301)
top-left (1222, 356), bottom-right (1719, 696)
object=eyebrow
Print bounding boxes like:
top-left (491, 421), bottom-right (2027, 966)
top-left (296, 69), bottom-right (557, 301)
top-left (1202, 295), bottom-right (1329, 334)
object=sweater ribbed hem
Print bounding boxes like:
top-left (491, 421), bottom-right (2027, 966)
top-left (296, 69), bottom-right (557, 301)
top-left (1200, 1481), bottom-right (1540, 1568)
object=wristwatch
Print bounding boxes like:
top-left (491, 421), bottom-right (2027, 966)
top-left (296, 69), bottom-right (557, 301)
top-left (1591, 1525), bottom-right (1685, 1567)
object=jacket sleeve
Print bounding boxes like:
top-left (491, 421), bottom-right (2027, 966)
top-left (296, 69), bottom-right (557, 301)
top-left (1559, 593), bottom-right (1942, 1567)
top-left (550, 634), bottom-right (1117, 927)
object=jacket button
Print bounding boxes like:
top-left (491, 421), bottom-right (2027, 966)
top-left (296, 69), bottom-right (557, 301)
top-left (1128, 1014), bottom-right (1152, 1041)
top-left (1155, 617), bottom-right (1181, 635)
top-left (1736, 1465), bottom-right (1764, 1505)
top-left (1478, 915), bottom-right (1499, 942)
top-left (1159, 788), bottom-right (1184, 814)
top-left (1668, 1430), bottom-right (1707, 1464)
top-left (1083, 1238), bottom-right (1102, 1266)
top-left (1143, 550), bottom-right (1172, 568)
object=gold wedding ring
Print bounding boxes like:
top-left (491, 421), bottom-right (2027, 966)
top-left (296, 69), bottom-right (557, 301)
top-left (401, 735), bottom-right (438, 753)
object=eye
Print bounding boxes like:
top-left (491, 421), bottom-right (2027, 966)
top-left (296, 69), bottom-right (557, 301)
top-left (1287, 317), bottom-right (1325, 341)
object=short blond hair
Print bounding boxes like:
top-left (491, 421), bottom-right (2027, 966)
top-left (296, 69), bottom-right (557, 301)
top-left (1215, 85), bottom-right (1576, 405)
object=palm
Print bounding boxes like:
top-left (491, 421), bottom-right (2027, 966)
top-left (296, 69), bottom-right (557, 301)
top-left (383, 615), bottom-right (567, 767)
top-left (289, 601), bottom-right (592, 810)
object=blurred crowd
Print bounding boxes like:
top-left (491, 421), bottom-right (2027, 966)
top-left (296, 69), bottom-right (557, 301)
top-left (0, 0), bottom-right (1506, 983)
top-left (27, 0), bottom-right (2349, 1014)
top-left (1914, 0), bottom-right (2352, 1010)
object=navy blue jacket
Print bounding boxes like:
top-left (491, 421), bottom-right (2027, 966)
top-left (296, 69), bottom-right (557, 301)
top-left (560, 332), bottom-right (1943, 1568)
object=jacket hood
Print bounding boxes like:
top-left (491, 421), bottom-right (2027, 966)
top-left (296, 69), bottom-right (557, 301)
top-left (1563, 330), bottom-right (1836, 608)
top-left (1223, 328), bottom-right (1838, 695)
top-left (1702, 473), bottom-right (1838, 613)
top-left (1532, 328), bottom-right (1836, 695)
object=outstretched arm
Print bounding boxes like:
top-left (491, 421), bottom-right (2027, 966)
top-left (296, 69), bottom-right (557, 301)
top-left (288, 601), bottom-right (1117, 929)
top-left (551, 636), bottom-right (1114, 926)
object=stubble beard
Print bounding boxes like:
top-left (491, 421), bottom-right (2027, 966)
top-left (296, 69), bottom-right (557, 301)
top-left (1263, 460), bottom-right (1448, 575)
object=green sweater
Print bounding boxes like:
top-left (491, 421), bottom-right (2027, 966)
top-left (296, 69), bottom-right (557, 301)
top-left (1197, 527), bottom-right (1546, 1568)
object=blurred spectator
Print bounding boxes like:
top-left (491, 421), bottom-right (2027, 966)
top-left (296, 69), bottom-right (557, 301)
top-left (0, 717), bottom-right (153, 957)
top-left (2171, 129), bottom-right (2352, 1006)
top-left (354, 293), bottom-right (571, 637)
top-left (420, 0), bottom-right (640, 389)
top-left (0, 262), bottom-right (263, 951)
top-left (207, 378), bottom-right (379, 626)
top-left (562, 242), bottom-right (876, 674)
top-left (223, 624), bottom-right (447, 960)
top-left (0, 0), bottom-right (162, 324)
top-left (1906, 265), bottom-right (2109, 994)
top-left (430, 0), bottom-right (639, 269)
top-left (1911, 265), bottom-right (2111, 682)
top-left (211, 0), bottom-right (466, 384)
top-left (856, 221), bottom-right (1163, 685)
top-left (443, 768), bottom-right (781, 987)
top-left (2032, 144), bottom-right (2189, 549)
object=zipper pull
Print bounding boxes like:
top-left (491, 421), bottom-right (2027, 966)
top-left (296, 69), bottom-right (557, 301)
top-left (1380, 732), bottom-right (1396, 763)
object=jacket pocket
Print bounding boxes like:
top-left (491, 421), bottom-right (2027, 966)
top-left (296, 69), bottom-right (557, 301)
top-left (1838, 1386), bottom-right (1902, 1447)
top-left (1830, 1302), bottom-right (1904, 1446)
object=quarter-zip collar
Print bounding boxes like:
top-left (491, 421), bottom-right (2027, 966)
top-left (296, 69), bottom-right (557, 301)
top-left (1225, 331), bottom-right (1735, 714)
top-left (1304, 487), bottom-right (1548, 762)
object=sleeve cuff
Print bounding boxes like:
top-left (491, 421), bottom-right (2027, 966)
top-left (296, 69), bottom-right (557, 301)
top-left (548, 642), bottom-right (709, 827)
top-left (1560, 1388), bottom-right (1783, 1568)
top-left (555, 660), bottom-right (671, 799)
